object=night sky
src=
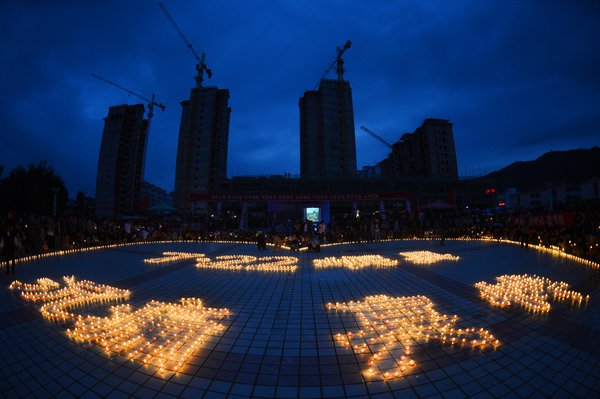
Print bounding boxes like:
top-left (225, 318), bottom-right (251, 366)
top-left (1, 1), bottom-right (599, 197)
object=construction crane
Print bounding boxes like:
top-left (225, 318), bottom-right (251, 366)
top-left (314, 40), bottom-right (352, 90)
top-left (159, 2), bottom-right (212, 88)
top-left (92, 73), bottom-right (165, 135)
top-left (359, 125), bottom-right (394, 149)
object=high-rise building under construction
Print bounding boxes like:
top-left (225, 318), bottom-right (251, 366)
top-left (377, 118), bottom-right (459, 180)
top-left (174, 86), bottom-right (231, 210)
top-left (299, 79), bottom-right (357, 177)
top-left (95, 104), bottom-right (148, 217)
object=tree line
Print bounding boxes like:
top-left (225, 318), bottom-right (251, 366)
top-left (0, 161), bottom-right (68, 216)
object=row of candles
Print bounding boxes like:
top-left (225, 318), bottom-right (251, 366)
top-left (4, 236), bottom-right (597, 272)
top-left (0, 239), bottom-right (287, 267)
top-left (475, 274), bottom-right (589, 313)
top-left (480, 238), bottom-right (599, 269)
top-left (327, 295), bottom-right (499, 380)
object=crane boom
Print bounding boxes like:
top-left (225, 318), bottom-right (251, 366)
top-left (92, 72), bottom-right (165, 163)
top-left (159, 2), bottom-right (212, 87)
top-left (314, 40), bottom-right (352, 90)
top-left (158, 2), bottom-right (201, 62)
top-left (91, 73), bottom-right (165, 111)
top-left (360, 125), bottom-right (393, 149)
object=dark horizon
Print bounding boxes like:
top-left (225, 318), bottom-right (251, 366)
top-left (1, 1), bottom-right (599, 196)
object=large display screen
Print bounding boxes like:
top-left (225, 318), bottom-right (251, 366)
top-left (304, 207), bottom-right (320, 223)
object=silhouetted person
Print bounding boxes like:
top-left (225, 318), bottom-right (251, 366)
top-left (287, 234), bottom-right (300, 251)
top-left (519, 215), bottom-right (530, 248)
top-left (256, 232), bottom-right (267, 250)
top-left (317, 220), bottom-right (326, 242)
top-left (3, 227), bottom-right (16, 275)
top-left (307, 234), bottom-right (321, 252)
top-left (271, 232), bottom-right (284, 252)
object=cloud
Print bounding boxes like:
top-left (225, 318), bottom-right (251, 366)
top-left (0, 0), bottom-right (598, 195)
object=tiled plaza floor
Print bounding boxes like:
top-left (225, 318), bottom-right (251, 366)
top-left (1, 240), bottom-right (599, 398)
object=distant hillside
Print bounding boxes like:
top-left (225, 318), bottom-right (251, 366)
top-left (479, 147), bottom-right (600, 192)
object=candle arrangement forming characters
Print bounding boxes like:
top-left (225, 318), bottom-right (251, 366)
top-left (327, 295), bottom-right (499, 380)
top-left (143, 251), bottom-right (207, 264)
top-left (195, 255), bottom-right (299, 272)
top-left (475, 274), bottom-right (589, 313)
top-left (398, 251), bottom-right (460, 265)
top-left (9, 276), bottom-right (229, 375)
top-left (313, 255), bottom-right (399, 270)
top-left (67, 298), bottom-right (229, 374)
top-left (143, 252), bottom-right (298, 272)
top-left (10, 276), bottom-right (130, 320)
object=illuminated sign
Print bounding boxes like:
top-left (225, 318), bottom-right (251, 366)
top-left (304, 207), bottom-right (320, 223)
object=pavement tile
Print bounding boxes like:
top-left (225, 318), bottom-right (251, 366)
top-left (0, 240), bottom-right (598, 398)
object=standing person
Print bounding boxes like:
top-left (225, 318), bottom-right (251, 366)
top-left (373, 219), bottom-right (381, 241)
top-left (256, 231), bottom-right (267, 250)
top-left (303, 219), bottom-right (312, 236)
top-left (519, 214), bottom-right (530, 249)
top-left (46, 218), bottom-right (56, 250)
top-left (393, 218), bottom-right (400, 238)
top-left (124, 221), bottom-right (132, 242)
top-left (271, 231), bottom-right (284, 252)
top-left (3, 227), bottom-right (16, 275)
top-left (317, 220), bottom-right (326, 243)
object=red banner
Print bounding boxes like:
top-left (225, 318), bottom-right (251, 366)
top-left (512, 213), bottom-right (575, 227)
top-left (190, 192), bottom-right (411, 202)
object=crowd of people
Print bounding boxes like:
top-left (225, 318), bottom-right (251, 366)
top-left (2, 201), bottom-right (599, 274)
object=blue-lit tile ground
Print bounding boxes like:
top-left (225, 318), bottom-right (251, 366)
top-left (1, 240), bottom-right (599, 398)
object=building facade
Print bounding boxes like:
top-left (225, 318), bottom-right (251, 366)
top-left (174, 87), bottom-right (231, 210)
top-left (141, 181), bottom-right (174, 210)
top-left (377, 119), bottom-right (458, 180)
top-left (95, 104), bottom-right (148, 217)
top-left (300, 79), bottom-right (357, 177)
top-left (501, 177), bottom-right (600, 210)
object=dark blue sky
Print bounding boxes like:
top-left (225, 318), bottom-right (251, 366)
top-left (1, 1), bottom-right (599, 196)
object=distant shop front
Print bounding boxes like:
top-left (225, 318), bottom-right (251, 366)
top-left (190, 192), bottom-right (412, 230)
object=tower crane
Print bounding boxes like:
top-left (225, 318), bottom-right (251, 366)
top-left (159, 2), bottom-right (212, 88)
top-left (314, 40), bottom-right (352, 90)
top-left (359, 125), bottom-right (394, 149)
top-left (91, 73), bottom-right (165, 135)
